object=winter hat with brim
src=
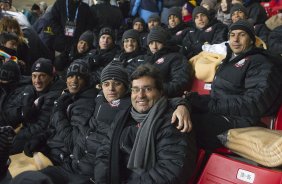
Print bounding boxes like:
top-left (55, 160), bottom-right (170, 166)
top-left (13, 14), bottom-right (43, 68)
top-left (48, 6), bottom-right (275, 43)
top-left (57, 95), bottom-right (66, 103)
top-left (66, 59), bottom-right (89, 80)
top-left (122, 29), bottom-right (140, 45)
top-left (31, 58), bottom-right (53, 76)
top-left (79, 30), bottom-right (94, 48)
top-left (192, 6), bottom-right (211, 20)
top-left (101, 62), bottom-right (129, 88)
top-left (148, 14), bottom-right (161, 23)
top-left (147, 26), bottom-right (168, 45)
top-left (229, 19), bottom-right (256, 44)
top-left (99, 27), bottom-right (115, 41)
top-left (230, 3), bottom-right (248, 17)
top-left (167, 7), bottom-right (182, 21)
top-left (0, 60), bottom-right (20, 82)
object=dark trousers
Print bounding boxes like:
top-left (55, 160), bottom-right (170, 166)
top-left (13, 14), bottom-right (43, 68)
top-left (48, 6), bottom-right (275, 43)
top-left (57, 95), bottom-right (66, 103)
top-left (191, 112), bottom-right (234, 150)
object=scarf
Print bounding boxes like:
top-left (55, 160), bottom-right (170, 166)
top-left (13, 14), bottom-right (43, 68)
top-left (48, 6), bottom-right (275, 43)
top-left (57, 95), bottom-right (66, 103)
top-left (127, 97), bottom-right (168, 174)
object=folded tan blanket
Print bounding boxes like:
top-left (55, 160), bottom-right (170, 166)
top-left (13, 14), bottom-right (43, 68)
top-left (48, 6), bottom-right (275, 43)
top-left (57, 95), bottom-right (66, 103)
top-left (219, 127), bottom-right (282, 167)
top-left (9, 152), bottom-right (53, 177)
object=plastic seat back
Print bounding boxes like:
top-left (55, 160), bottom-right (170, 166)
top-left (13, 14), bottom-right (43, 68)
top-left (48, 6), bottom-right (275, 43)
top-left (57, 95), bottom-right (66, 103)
top-left (191, 78), bottom-right (211, 95)
top-left (187, 149), bottom-right (206, 184)
top-left (198, 153), bottom-right (282, 184)
top-left (274, 104), bottom-right (282, 130)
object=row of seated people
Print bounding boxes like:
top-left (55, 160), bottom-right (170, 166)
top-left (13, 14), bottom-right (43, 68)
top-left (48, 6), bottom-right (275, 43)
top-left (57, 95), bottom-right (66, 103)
top-left (0, 9), bottom-right (281, 184)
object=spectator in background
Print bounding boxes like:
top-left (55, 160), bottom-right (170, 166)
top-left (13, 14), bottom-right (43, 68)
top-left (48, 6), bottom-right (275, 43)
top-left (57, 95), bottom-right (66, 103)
top-left (181, 6), bottom-right (228, 59)
top-left (182, 1), bottom-right (197, 23)
top-left (132, 17), bottom-right (147, 49)
top-left (161, 0), bottom-right (186, 25)
top-left (230, 3), bottom-right (270, 46)
top-left (51, 0), bottom-right (94, 54)
top-left (130, 0), bottom-right (162, 23)
top-left (217, 0), bottom-right (232, 26)
top-left (24, 3), bottom-right (42, 25)
top-left (200, 0), bottom-right (218, 19)
top-left (90, 0), bottom-right (123, 36)
top-left (39, 1), bottom-right (48, 15)
top-left (127, 26), bottom-right (192, 97)
top-left (0, 0), bottom-right (16, 12)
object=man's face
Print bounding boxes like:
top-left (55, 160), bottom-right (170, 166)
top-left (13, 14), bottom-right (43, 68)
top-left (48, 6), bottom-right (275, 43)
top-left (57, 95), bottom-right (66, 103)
top-left (77, 40), bottom-right (89, 54)
top-left (0, 2), bottom-right (10, 11)
top-left (4, 40), bottom-right (18, 50)
top-left (148, 20), bottom-right (160, 30)
top-left (168, 15), bottom-right (181, 28)
top-left (131, 76), bottom-right (162, 113)
top-left (66, 75), bottom-right (86, 94)
top-left (133, 22), bottom-right (144, 32)
top-left (229, 29), bottom-right (252, 54)
top-left (102, 79), bottom-right (127, 102)
top-left (195, 13), bottom-right (209, 29)
top-left (32, 72), bottom-right (53, 92)
top-left (99, 34), bottom-right (113, 50)
top-left (231, 10), bottom-right (247, 23)
top-left (123, 38), bottom-right (138, 53)
top-left (148, 41), bottom-right (164, 54)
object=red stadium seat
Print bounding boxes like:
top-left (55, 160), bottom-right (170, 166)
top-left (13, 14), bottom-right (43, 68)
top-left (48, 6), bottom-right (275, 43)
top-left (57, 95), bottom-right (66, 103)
top-left (187, 149), bottom-right (206, 184)
top-left (191, 78), bottom-right (211, 95)
top-left (198, 153), bottom-right (282, 184)
top-left (274, 104), bottom-right (282, 130)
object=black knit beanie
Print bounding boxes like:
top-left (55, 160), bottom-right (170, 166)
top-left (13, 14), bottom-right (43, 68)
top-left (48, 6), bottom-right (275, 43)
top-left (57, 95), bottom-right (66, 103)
top-left (100, 62), bottom-right (129, 87)
top-left (66, 59), bottom-right (89, 80)
top-left (229, 19), bottom-right (256, 44)
top-left (148, 14), bottom-right (161, 23)
top-left (10, 171), bottom-right (54, 184)
top-left (133, 17), bottom-right (145, 27)
top-left (122, 29), bottom-right (140, 45)
top-left (192, 6), bottom-right (211, 20)
top-left (147, 26), bottom-right (168, 45)
top-left (0, 60), bottom-right (20, 82)
top-left (99, 27), bottom-right (115, 41)
top-left (78, 30), bottom-right (94, 48)
top-left (167, 7), bottom-right (182, 21)
top-left (230, 3), bottom-right (248, 17)
top-left (31, 58), bottom-right (53, 76)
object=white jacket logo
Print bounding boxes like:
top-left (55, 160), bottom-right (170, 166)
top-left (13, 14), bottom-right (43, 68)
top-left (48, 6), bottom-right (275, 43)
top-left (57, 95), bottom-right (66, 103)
top-left (156, 58), bottom-right (164, 64)
top-left (235, 58), bottom-right (246, 68)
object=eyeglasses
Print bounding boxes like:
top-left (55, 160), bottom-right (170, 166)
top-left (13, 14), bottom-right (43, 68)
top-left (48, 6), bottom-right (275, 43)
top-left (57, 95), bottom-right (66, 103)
top-left (131, 86), bottom-right (155, 94)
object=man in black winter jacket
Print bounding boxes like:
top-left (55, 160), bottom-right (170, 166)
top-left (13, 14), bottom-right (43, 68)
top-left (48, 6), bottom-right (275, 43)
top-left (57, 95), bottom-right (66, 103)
top-left (186, 19), bottom-right (282, 150)
top-left (181, 6), bottom-right (228, 59)
top-left (10, 58), bottom-right (66, 154)
top-left (0, 60), bottom-right (30, 128)
top-left (94, 64), bottom-right (197, 184)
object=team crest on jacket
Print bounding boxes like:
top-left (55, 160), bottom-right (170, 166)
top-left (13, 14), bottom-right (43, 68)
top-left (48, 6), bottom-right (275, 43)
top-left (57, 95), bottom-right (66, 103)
top-left (205, 27), bottom-right (212, 32)
top-left (235, 58), bottom-right (246, 68)
top-left (110, 99), bottom-right (120, 107)
top-left (156, 57), bottom-right (164, 64)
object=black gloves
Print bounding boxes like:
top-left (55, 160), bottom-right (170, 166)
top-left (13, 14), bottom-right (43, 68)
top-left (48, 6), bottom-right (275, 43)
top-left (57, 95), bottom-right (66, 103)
top-left (54, 92), bottom-right (73, 112)
top-left (0, 126), bottom-right (15, 164)
top-left (24, 133), bottom-right (48, 157)
top-left (22, 86), bottom-right (37, 120)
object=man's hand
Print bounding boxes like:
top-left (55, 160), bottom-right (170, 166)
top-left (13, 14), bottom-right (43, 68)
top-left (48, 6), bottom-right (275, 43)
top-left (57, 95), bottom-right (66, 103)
top-left (171, 105), bottom-right (192, 133)
top-left (54, 92), bottom-right (73, 111)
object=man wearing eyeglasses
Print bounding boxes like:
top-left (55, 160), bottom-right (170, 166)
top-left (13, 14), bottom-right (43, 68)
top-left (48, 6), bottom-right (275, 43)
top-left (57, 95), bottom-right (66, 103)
top-left (94, 64), bottom-right (197, 184)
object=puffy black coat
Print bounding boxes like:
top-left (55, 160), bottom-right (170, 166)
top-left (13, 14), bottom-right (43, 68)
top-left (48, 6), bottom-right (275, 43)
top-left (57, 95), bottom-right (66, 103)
top-left (208, 46), bottom-right (282, 127)
top-left (51, 0), bottom-right (94, 52)
top-left (245, 1), bottom-right (267, 25)
top-left (127, 48), bottom-right (192, 97)
top-left (11, 77), bottom-right (66, 153)
top-left (0, 76), bottom-right (31, 127)
top-left (254, 23), bottom-right (270, 46)
top-left (268, 25), bottom-right (282, 56)
top-left (47, 87), bottom-right (97, 166)
top-left (70, 93), bottom-right (131, 178)
top-left (94, 102), bottom-right (197, 184)
top-left (181, 20), bottom-right (228, 59)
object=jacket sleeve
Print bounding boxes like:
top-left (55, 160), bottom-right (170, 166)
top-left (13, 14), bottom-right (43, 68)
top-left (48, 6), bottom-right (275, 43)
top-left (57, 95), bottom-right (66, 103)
top-left (127, 124), bottom-right (197, 184)
top-left (208, 57), bottom-right (281, 117)
top-left (16, 95), bottom-right (56, 139)
top-left (210, 23), bottom-right (228, 44)
top-left (268, 26), bottom-right (282, 55)
top-left (131, 0), bottom-right (141, 16)
top-left (163, 54), bottom-right (192, 97)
